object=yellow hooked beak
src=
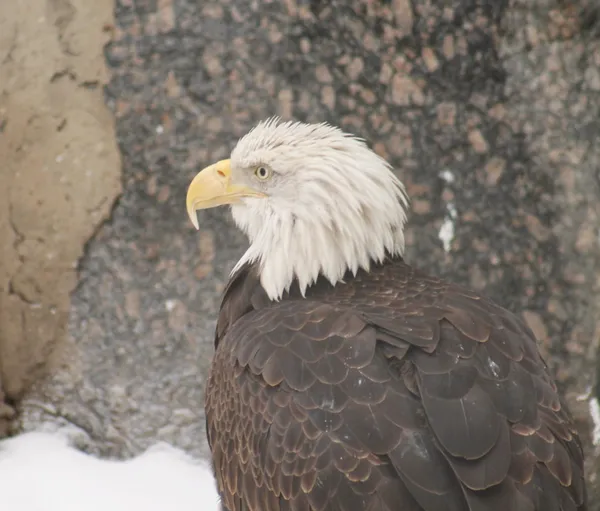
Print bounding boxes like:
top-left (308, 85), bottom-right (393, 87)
top-left (186, 159), bottom-right (266, 229)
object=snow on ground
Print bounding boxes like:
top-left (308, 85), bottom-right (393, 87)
top-left (0, 431), bottom-right (220, 511)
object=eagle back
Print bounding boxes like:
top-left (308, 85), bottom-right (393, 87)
top-left (207, 257), bottom-right (587, 511)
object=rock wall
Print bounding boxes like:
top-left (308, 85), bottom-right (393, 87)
top-left (0, 0), bottom-right (121, 435)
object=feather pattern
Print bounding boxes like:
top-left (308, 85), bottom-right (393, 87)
top-left (205, 257), bottom-right (587, 511)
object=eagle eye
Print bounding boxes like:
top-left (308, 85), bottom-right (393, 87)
top-left (254, 166), bottom-right (272, 181)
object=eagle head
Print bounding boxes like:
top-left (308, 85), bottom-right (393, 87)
top-left (186, 118), bottom-right (410, 300)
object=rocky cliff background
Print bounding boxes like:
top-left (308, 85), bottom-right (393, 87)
top-left (1, 0), bottom-right (599, 506)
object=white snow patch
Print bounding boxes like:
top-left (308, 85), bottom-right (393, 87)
top-left (438, 169), bottom-right (457, 252)
top-left (0, 431), bottom-right (220, 511)
top-left (576, 385), bottom-right (592, 401)
top-left (438, 169), bottom-right (455, 183)
top-left (589, 398), bottom-right (600, 446)
top-left (439, 202), bottom-right (457, 252)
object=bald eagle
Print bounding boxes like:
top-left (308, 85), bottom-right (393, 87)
top-left (186, 119), bottom-right (587, 511)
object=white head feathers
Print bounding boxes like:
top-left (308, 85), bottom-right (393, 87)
top-left (226, 118), bottom-right (410, 301)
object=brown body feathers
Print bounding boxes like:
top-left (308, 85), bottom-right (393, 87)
top-left (205, 257), bottom-right (587, 511)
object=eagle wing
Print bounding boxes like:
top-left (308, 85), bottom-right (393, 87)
top-left (205, 278), bottom-right (586, 511)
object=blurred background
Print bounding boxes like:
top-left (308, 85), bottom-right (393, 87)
top-left (1, 0), bottom-right (600, 505)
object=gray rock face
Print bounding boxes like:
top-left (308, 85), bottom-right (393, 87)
top-left (0, 0), bottom-right (121, 436)
top-left (13, 0), bottom-right (600, 505)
